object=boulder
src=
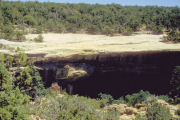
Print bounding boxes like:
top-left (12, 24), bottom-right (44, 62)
top-left (50, 82), bottom-right (61, 93)
top-left (125, 107), bottom-right (138, 115)
top-left (135, 104), bottom-right (148, 111)
top-left (61, 65), bottom-right (88, 82)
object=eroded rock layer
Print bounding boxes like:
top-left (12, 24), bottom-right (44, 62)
top-left (35, 51), bottom-right (180, 98)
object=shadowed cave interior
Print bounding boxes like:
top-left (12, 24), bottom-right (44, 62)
top-left (36, 51), bottom-right (180, 98)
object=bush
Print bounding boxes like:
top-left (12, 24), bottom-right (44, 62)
top-left (102, 26), bottom-right (115, 36)
top-left (0, 88), bottom-right (30, 120)
top-left (5, 55), bottom-right (14, 68)
top-left (121, 27), bottom-right (133, 36)
top-left (0, 64), bottom-right (30, 120)
top-left (1, 24), bottom-right (14, 40)
top-left (146, 103), bottom-right (172, 120)
top-left (158, 95), bottom-right (171, 102)
top-left (14, 31), bottom-right (26, 41)
top-left (151, 25), bottom-right (163, 35)
top-left (98, 93), bottom-right (114, 105)
top-left (174, 97), bottom-right (180, 104)
top-left (134, 114), bottom-right (147, 120)
top-left (34, 26), bottom-right (43, 34)
top-left (15, 47), bottom-right (28, 67)
top-left (165, 29), bottom-right (180, 42)
top-left (113, 97), bottom-right (126, 104)
top-left (16, 65), bottom-right (45, 98)
top-left (0, 53), bottom-right (5, 64)
top-left (29, 93), bottom-right (119, 120)
top-left (34, 34), bottom-right (44, 42)
top-left (24, 15), bottom-right (37, 26)
top-left (125, 90), bottom-right (152, 106)
top-left (87, 25), bottom-right (100, 34)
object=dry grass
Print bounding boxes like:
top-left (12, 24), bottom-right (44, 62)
top-left (0, 33), bottom-right (180, 58)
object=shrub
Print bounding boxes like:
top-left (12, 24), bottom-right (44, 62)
top-left (87, 25), bottom-right (100, 34)
top-left (24, 15), bottom-right (37, 26)
top-left (34, 34), bottom-right (44, 42)
top-left (151, 25), bottom-right (163, 35)
top-left (165, 29), bottom-right (180, 42)
top-left (134, 114), bottom-right (147, 120)
top-left (34, 26), bottom-right (43, 34)
top-left (30, 93), bottom-right (120, 120)
top-left (174, 97), bottom-right (180, 104)
top-left (5, 55), bottom-right (14, 68)
top-left (121, 27), bottom-right (133, 36)
top-left (158, 95), bottom-right (171, 102)
top-left (0, 88), bottom-right (30, 120)
top-left (0, 64), bottom-right (30, 120)
top-left (102, 26), bottom-right (115, 36)
top-left (144, 95), bottom-right (158, 105)
top-left (16, 65), bottom-right (45, 98)
top-left (15, 31), bottom-right (26, 41)
top-left (15, 47), bottom-right (28, 67)
top-left (1, 24), bottom-right (14, 40)
top-left (113, 97), bottom-right (126, 104)
top-left (0, 64), bottom-right (13, 91)
top-left (125, 90), bottom-right (152, 106)
top-left (0, 53), bottom-right (5, 64)
top-left (98, 93), bottom-right (114, 105)
top-left (146, 103), bottom-right (172, 120)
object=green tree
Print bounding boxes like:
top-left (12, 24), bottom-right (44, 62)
top-left (23, 15), bottom-right (37, 26)
top-left (0, 64), bottom-right (30, 119)
top-left (1, 24), bottom-right (14, 40)
top-left (0, 53), bottom-right (5, 64)
top-left (166, 29), bottom-right (180, 42)
top-left (5, 55), bottom-right (14, 69)
top-left (146, 103), bottom-right (172, 120)
top-left (16, 65), bottom-right (45, 98)
top-left (15, 31), bottom-right (26, 41)
top-left (15, 47), bottom-right (28, 67)
top-left (34, 34), bottom-right (44, 42)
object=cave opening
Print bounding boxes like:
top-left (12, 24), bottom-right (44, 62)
top-left (36, 51), bottom-right (180, 99)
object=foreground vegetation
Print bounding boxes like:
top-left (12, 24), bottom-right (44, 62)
top-left (0, 51), bottom-right (180, 119)
top-left (0, 1), bottom-right (180, 119)
top-left (0, 1), bottom-right (179, 41)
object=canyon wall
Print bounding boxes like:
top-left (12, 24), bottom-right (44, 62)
top-left (35, 51), bottom-right (180, 98)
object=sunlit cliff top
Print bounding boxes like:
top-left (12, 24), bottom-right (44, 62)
top-left (0, 32), bottom-right (180, 60)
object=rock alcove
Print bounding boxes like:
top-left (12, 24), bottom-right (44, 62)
top-left (35, 51), bottom-right (180, 98)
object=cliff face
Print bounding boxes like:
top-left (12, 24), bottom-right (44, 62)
top-left (35, 51), bottom-right (180, 98)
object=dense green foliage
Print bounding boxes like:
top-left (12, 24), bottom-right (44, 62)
top-left (99, 91), bottom-right (152, 106)
top-left (16, 65), bottom-right (45, 98)
top-left (0, 1), bottom-right (179, 38)
top-left (135, 102), bottom-right (173, 120)
top-left (146, 103), bottom-right (172, 120)
top-left (34, 34), bottom-right (44, 42)
top-left (164, 29), bottom-right (180, 42)
top-left (0, 64), bottom-right (30, 119)
top-left (124, 91), bottom-right (152, 106)
top-left (0, 51), bottom-right (45, 119)
top-left (29, 93), bottom-right (120, 120)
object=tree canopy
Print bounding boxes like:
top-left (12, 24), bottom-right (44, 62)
top-left (0, 1), bottom-right (179, 36)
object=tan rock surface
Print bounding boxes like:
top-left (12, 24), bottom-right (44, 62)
top-left (157, 99), bottom-right (180, 119)
top-left (61, 65), bottom-right (88, 81)
top-left (0, 33), bottom-right (180, 60)
top-left (104, 100), bottom-right (180, 120)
